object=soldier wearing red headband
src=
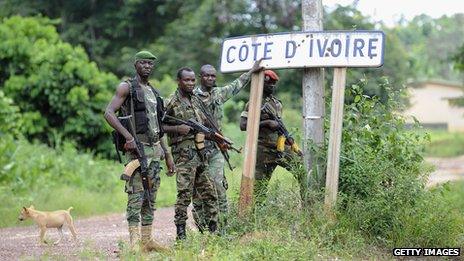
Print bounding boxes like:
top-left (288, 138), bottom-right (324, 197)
top-left (240, 70), bottom-right (305, 205)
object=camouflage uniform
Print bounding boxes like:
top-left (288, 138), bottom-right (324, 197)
top-left (165, 90), bottom-right (218, 227)
top-left (121, 80), bottom-right (162, 227)
top-left (241, 95), bottom-right (305, 204)
top-left (191, 72), bottom-right (251, 230)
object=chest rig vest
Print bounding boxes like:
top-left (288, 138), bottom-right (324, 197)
top-left (121, 77), bottom-right (164, 144)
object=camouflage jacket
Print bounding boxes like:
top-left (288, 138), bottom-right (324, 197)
top-left (193, 72), bottom-right (251, 130)
top-left (164, 89), bottom-right (208, 147)
top-left (240, 94), bottom-right (283, 146)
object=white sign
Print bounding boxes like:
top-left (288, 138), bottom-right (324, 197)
top-left (220, 31), bottom-right (385, 73)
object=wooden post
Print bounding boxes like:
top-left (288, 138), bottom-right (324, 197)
top-left (324, 68), bottom-right (347, 209)
top-left (302, 0), bottom-right (325, 190)
top-left (238, 70), bottom-right (265, 217)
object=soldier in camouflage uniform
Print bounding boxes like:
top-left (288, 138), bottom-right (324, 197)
top-left (240, 70), bottom-right (305, 205)
top-left (104, 51), bottom-right (175, 252)
top-left (191, 60), bottom-right (263, 232)
top-left (162, 67), bottom-right (218, 240)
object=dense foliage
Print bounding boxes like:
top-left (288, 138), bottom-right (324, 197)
top-left (0, 4), bottom-right (462, 257)
top-left (2, 1), bottom-right (462, 97)
top-left (336, 80), bottom-right (429, 240)
top-left (0, 16), bottom-right (118, 155)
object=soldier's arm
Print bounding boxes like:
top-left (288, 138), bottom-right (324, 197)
top-left (161, 107), bottom-right (192, 135)
top-left (215, 59), bottom-right (263, 104)
top-left (104, 82), bottom-right (132, 141)
top-left (239, 102), bottom-right (278, 131)
top-left (240, 117), bottom-right (278, 131)
top-left (160, 136), bottom-right (175, 174)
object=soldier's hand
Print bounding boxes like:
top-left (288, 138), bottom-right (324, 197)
top-left (249, 58), bottom-right (264, 74)
top-left (261, 120), bottom-right (279, 130)
top-left (177, 124), bottom-right (192, 135)
top-left (268, 120), bottom-right (279, 130)
top-left (124, 137), bottom-right (137, 152)
top-left (165, 154), bottom-right (176, 177)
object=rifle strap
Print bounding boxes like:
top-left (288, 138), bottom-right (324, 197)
top-left (127, 79), bottom-right (139, 188)
top-left (128, 78), bottom-right (137, 136)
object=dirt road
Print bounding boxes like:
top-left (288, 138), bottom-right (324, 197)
top-left (0, 208), bottom-right (192, 260)
top-left (426, 156), bottom-right (464, 186)
top-left (1, 157), bottom-right (463, 260)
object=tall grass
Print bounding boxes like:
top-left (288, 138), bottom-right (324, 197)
top-left (422, 130), bottom-right (464, 157)
top-left (0, 136), bottom-right (178, 227)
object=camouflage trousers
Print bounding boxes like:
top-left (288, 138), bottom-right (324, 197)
top-left (124, 144), bottom-right (161, 227)
top-left (254, 144), bottom-right (306, 205)
top-left (172, 145), bottom-right (218, 226)
top-left (192, 149), bottom-right (228, 230)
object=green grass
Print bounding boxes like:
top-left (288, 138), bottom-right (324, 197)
top-left (3, 118), bottom-right (463, 259)
top-left (0, 137), bottom-right (180, 228)
top-left (423, 130), bottom-right (464, 157)
top-left (113, 180), bottom-right (464, 260)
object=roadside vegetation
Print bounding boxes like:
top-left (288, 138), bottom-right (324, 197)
top-left (2, 80), bottom-right (463, 259)
top-left (1, 7), bottom-right (464, 259)
top-left (423, 130), bottom-right (464, 157)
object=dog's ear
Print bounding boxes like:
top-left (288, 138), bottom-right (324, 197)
top-left (29, 205), bottom-right (35, 209)
top-left (22, 207), bottom-right (28, 212)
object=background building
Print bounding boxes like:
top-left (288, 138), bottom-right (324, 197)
top-left (403, 80), bottom-right (464, 132)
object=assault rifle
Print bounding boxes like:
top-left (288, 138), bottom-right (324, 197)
top-left (118, 115), bottom-right (152, 208)
top-left (162, 114), bottom-right (241, 170)
top-left (262, 104), bottom-right (303, 156)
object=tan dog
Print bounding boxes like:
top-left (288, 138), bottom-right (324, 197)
top-left (18, 205), bottom-right (77, 245)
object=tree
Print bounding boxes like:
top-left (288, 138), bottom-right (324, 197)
top-left (0, 0), bottom-right (182, 77)
top-left (0, 16), bottom-right (118, 155)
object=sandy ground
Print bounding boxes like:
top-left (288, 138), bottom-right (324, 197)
top-left (0, 157), bottom-right (462, 260)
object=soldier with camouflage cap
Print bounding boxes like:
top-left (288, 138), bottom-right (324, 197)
top-left (239, 70), bottom-right (305, 205)
top-left (104, 51), bottom-right (175, 252)
top-left (191, 60), bottom-right (263, 232)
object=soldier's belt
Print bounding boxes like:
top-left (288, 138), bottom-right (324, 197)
top-left (140, 140), bottom-right (160, 146)
top-left (169, 137), bottom-right (195, 146)
top-left (258, 140), bottom-right (277, 148)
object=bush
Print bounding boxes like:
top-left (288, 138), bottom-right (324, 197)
top-left (0, 90), bottom-right (22, 137)
top-left (0, 16), bottom-right (118, 156)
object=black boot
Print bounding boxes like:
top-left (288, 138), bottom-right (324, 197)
top-left (208, 221), bottom-right (217, 234)
top-left (176, 224), bottom-right (186, 240)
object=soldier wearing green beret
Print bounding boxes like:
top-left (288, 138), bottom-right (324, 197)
top-left (104, 51), bottom-right (175, 252)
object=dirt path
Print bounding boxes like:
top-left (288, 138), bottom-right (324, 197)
top-left (1, 157), bottom-right (463, 260)
top-left (426, 156), bottom-right (464, 186)
top-left (0, 207), bottom-right (195, 260)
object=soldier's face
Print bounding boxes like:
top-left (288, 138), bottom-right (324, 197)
top-left (178, 70), bottom-right (196, 93)
top-left (135, 60), bottom-right (154, 77)
top-left (200, 67), bottom-right (217, 88)
top-left (263, 76), bottom-right (277, 94)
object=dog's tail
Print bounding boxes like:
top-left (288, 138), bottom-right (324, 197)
top-left (67, 206), bottom-right (74, 212)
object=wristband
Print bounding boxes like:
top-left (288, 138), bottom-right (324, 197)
top-left (126, 137), bottom-right (134, 143)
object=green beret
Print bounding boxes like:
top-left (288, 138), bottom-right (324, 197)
top-left (134, 51), bottom-right (157, 62)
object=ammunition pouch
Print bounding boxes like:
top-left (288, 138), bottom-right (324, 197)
top-left (194, 133), bottom-right (206, 150)
top-left (276, 135), bottom-right (286, 152)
